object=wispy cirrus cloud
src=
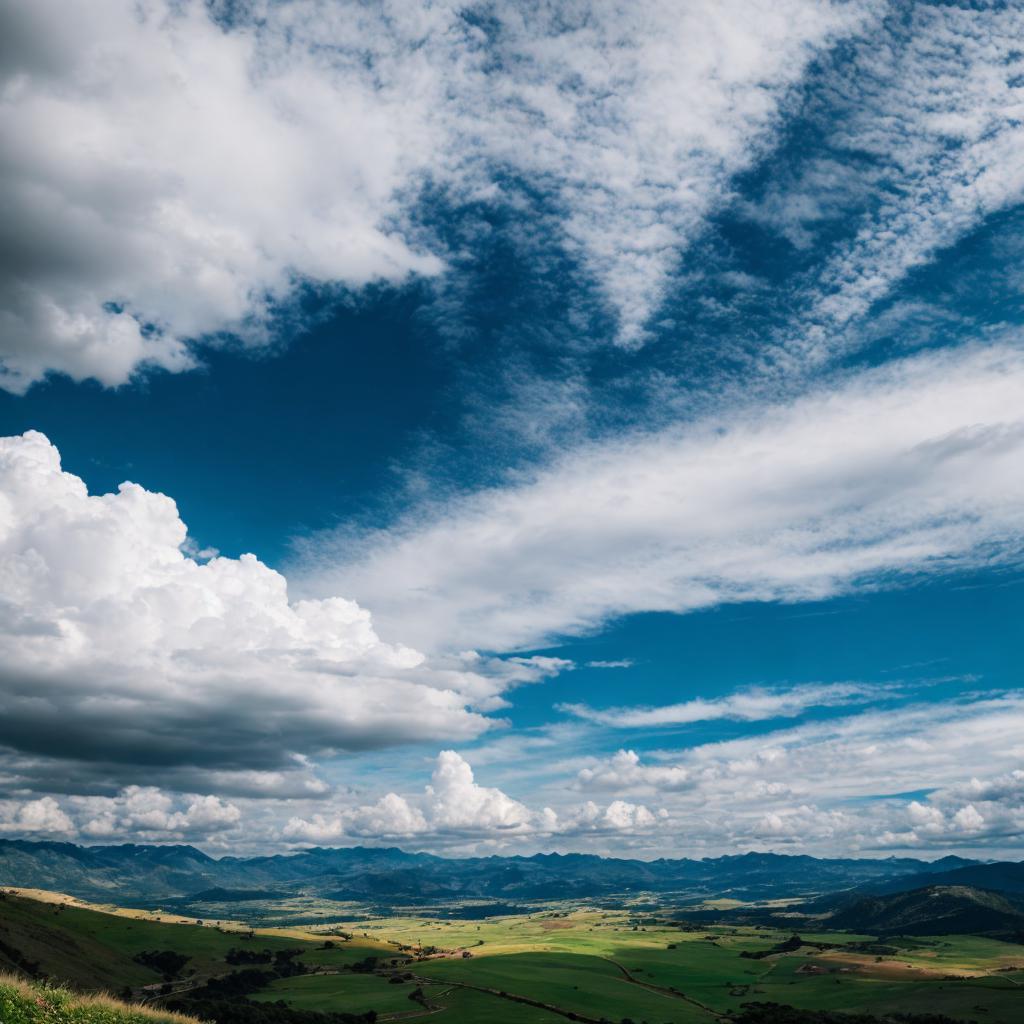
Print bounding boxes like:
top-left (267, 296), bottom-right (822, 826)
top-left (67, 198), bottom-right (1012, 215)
top-left (559, 681), bottom-right (881, 728)
top-left (301, 340), bottom-right (1024, 653)
top-left (0, 0), bottom-right (866, 391)
top-left (774, 3), bottom-right (1024, 369)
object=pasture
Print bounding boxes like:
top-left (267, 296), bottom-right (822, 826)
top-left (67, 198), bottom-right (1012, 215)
top-left (3, 891), bottom-right (1023, 1023)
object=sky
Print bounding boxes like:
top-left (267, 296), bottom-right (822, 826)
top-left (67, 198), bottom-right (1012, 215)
top-left (0, 0), bottom-right (1023, 861)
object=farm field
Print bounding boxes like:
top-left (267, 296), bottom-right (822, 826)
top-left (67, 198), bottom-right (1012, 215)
top-left (252, 972), bottom-right (424, 1015)
top-left (293, 906), bottom-right (1024, 1024)
top-left (2, 891), bottom-right (1023, 1023)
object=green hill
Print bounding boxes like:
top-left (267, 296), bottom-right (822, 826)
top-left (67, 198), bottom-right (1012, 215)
top-left (827, 884), bottom-right (1024, 935)
top-left (0, 974), bottom-right (197, 1024)
top-left (0, 889), bottom-right (380, 993)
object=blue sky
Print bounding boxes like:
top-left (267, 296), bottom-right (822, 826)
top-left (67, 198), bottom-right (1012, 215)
top-left (0, 0), bottom-right (1022, 859)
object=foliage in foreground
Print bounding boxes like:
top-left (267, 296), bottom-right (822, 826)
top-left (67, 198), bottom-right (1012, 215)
top-left (0, 974), bottom-right (198, 1024)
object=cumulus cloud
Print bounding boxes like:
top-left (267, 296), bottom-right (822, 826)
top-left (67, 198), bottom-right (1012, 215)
top-left (568, 693), bottom-right (1024, 853)
top-left (0, 0), bottom-right (864, 390)
top-left (561, 682), bottom-right (878, 728)
top-left (0, 0), bottom-right (446, 392)
top-left (76, 787), bottom-right (241, 840)
top-left (0, 796), bottom-right (73, 835)
top-left (0, 431), bottom-right (567, 792)
top-left (303, 340), bottom-right (1024, 652)
top-left (578, 750), bottom-right (692, 795)
top-left (0, 786), bottom-right (241, 842)
top-left (283, 750), bottom-right (665, 846)
top-left (878, 771), bottom-right (1024, 850)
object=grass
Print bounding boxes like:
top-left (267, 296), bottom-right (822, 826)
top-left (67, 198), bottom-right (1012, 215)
top-left (345, 910), bottom-right (1024, 1024)
top-left (252, 972), bottom-right (424, 1014)
top-left (0, 974), bottom-right (199, 1024)
top-left (5, 890), bottom-right (1024, 1024)
top-left (414, 951), bottom-right (715, 1023)
top-left (0, 891), bottom-right (387, 990)
top-left (400, 985), bottom-right (565, 1023)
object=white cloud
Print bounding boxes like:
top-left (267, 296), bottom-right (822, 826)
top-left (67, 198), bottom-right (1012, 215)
top-left (426, 749), bottom-right (533, 832)
top-left (951, 804), bottom-right (984, 833)
top-left (780, 5), bottom-right (1024, 367)
top-left (303, 340), bottom-right (1024, 652)
top-left (0, 786), bottom-right (241, 842)
top-left (882, 771), bottom-right (1024, 849)
top-left (0, 0), bottom-right (865, 390)
top-left (578, 750), bottom-right (691, 794)
top-left (77, 786), bottom-right (241, 840)
top-left (567, 694), bottom-right (1024, 853)
top-left (283, 749), bottom-right (666, 846)
top-left (561, 682), bottom-right (878, 728)
top-left (459, 0), bottom-right (866, 346)
top-left (600, 800), bottom-right (658, 830)
top-left (0, 796), bottom-right (73, 835)
top-left (0, 430), bottom-right (568, 788)
top-left (0, 0), bottom-right (446, 392)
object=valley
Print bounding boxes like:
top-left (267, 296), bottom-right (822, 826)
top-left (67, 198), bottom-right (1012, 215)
top-left (2, 871), bottom-right (1023, 1024)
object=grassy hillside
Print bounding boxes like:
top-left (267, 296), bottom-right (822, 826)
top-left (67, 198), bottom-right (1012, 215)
top-left (827, 885), bottom-right (1024, 936)
top-left (0, 889), bottom-right (386, 992)
top-left (0, 974), bottom-right (198, 1024)
top-left (877, 861), bottom-right (1024, 897)
top-left (2, 888), bottom-right (1024, 1024)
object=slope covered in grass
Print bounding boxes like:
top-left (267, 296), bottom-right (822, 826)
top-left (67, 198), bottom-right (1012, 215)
top-left (827, 885), bottom-right (1024, 936)
top-left (0, 974), bottom-right (198, 1024)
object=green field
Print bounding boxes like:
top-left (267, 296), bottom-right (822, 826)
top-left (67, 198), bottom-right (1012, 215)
top-left (0, 890), bottom-right (387, 991)
top-left (252, 972), bottom-right (426, 1015)
top-left (2, 892), bottom-right (1023, 1023)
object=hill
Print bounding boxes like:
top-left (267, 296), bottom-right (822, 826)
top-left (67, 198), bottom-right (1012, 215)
top-left (871, 860), bottom-right (1024, 897)
top-left (0, 888), bottom-right (377, 993)
top-left (0, 839), bottom-right (993, 906)
top-left (1, 887), bottom-right (1024, 1024)
top-left (825, 884), bottom-right (1024, 936)
top-left (0, 973), bottom-right (196, 1024)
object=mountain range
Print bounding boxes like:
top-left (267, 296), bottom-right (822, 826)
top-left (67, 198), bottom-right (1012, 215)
top-left (0, 838), bottom-right (990, 906)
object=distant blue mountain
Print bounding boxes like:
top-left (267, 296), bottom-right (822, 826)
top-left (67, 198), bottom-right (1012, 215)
top-left (0, 838), bottom-right (1000, 906)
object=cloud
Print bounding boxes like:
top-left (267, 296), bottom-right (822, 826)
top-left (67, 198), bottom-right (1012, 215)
top-left (0, 786), bottom-right (241, 841)
top-left (282, 750), bottom-right (665, 846)
top-left (426, 749), bottom-right (533, 832)
top-left (0, 796), bottom-right (73, 835)
top-left (0, 0), bottom-right (446, 392)
top-left (459, 0), bottom-right (866, 347)
top-left (77, 787), bottom-right (241, 840)
top-left (561, 682), bottom-right (878, 728)
top-left (777, 4), bottom-right (1024, 367)
top-left (0, 0), bottom-right (864, 390)
top-left (0, 430), bottom-right (569, 791)
top-left (599, 800), bottom-right (661, 830)
top-left (577, 750), bottom-right (692, 795)
top-left (568, 693), bottom-right (1024, 853)
top-left (879, 771), bottom-right (1024, 849)
top-left (302, 340), bottom-right (1024, 652)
